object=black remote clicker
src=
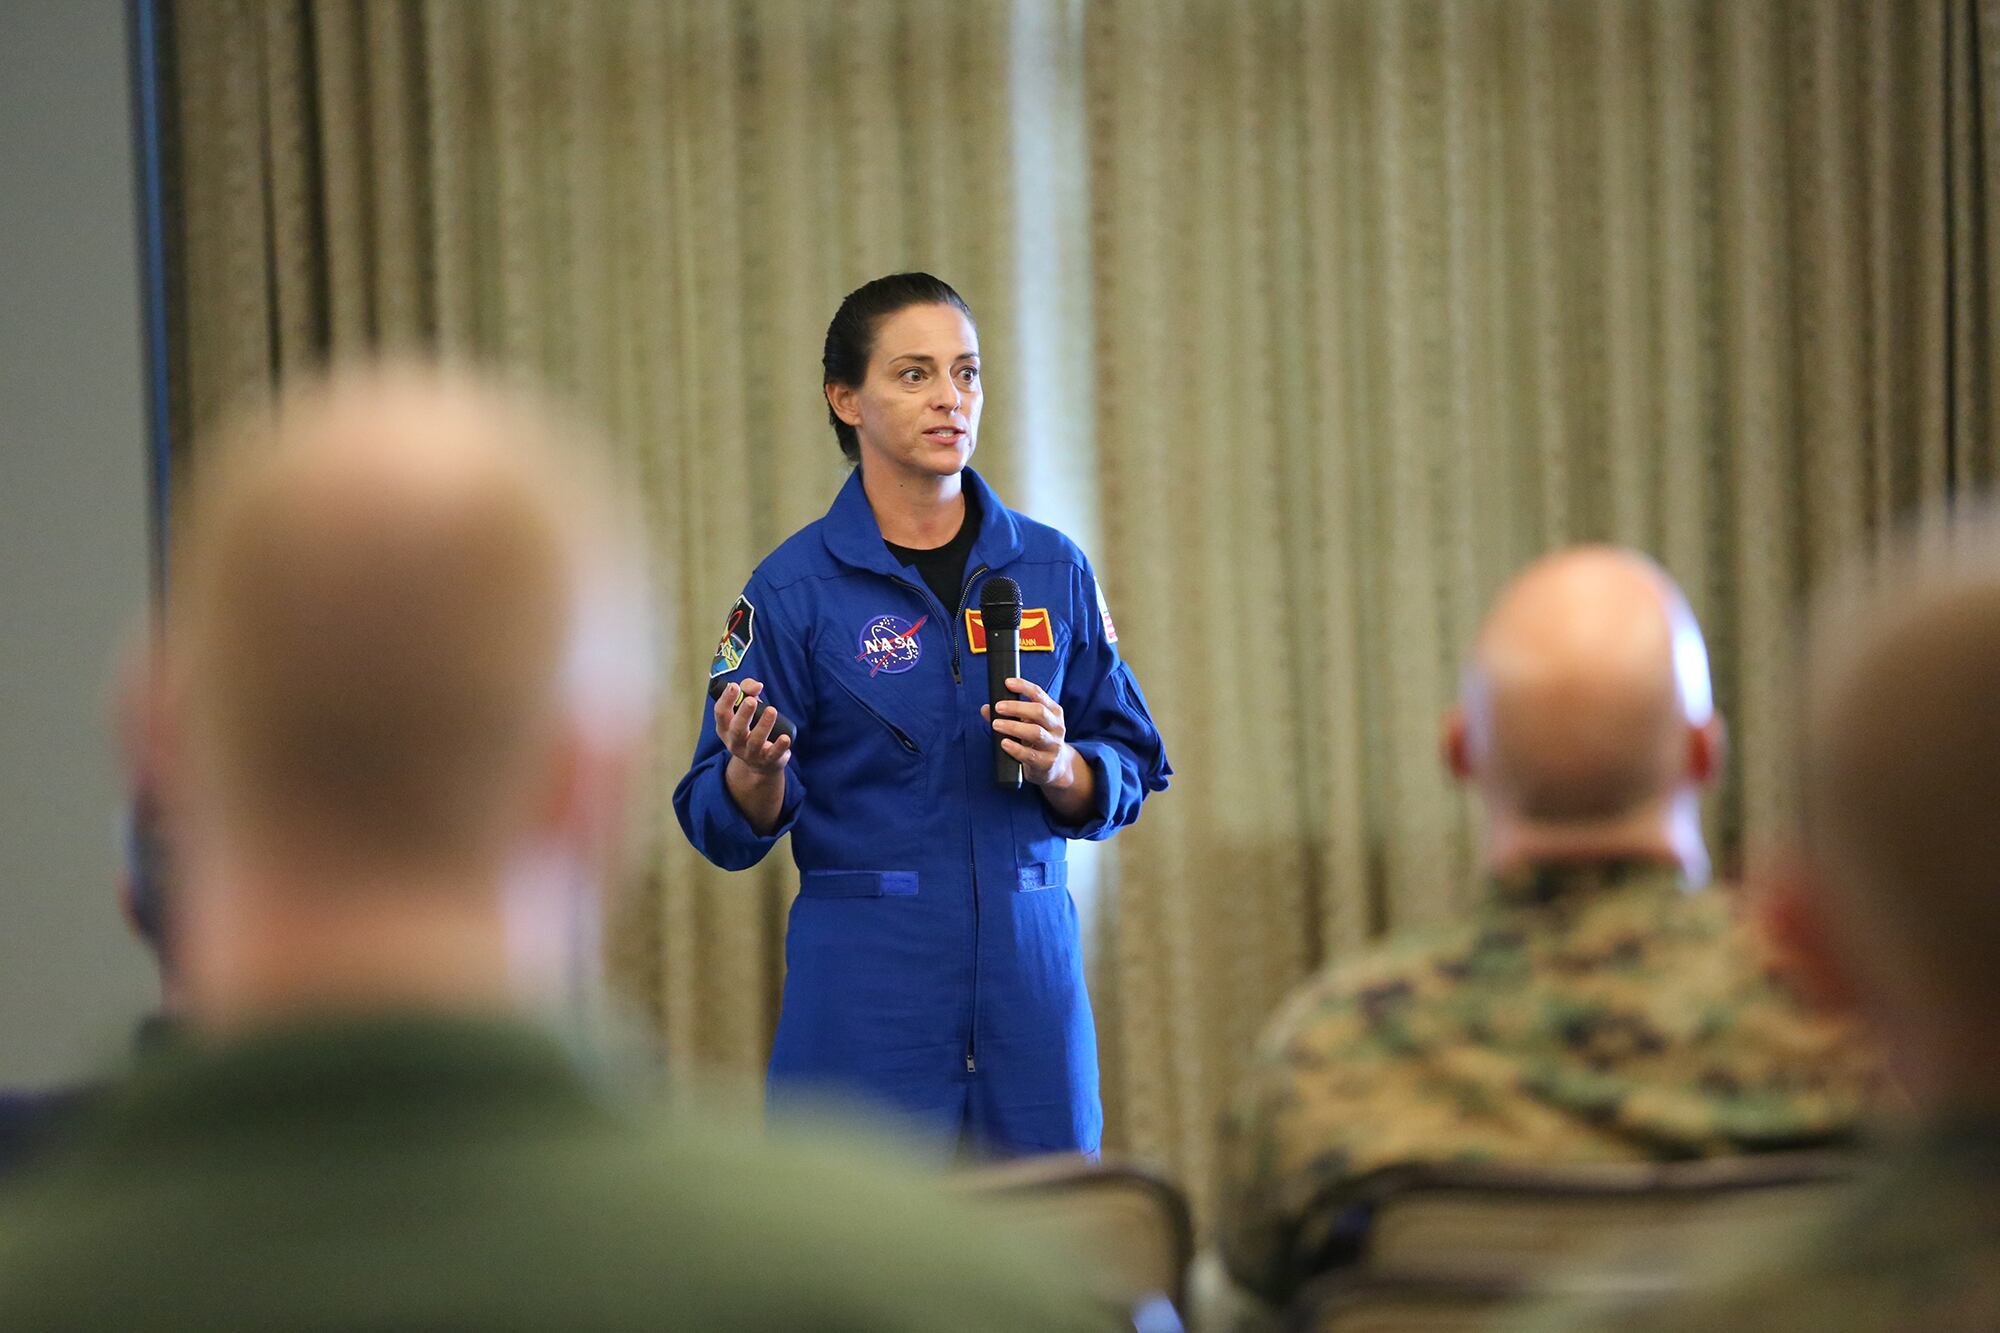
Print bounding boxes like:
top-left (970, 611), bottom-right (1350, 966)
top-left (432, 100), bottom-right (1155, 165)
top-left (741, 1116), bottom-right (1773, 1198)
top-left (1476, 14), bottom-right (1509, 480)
top-left (707, 677), bottom-right (796, 743)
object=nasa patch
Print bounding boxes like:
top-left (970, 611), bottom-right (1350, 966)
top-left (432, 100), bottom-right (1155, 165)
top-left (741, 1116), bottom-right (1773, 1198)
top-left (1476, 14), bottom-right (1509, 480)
top-left (855, 612), bottom-right (927, 677)
top-left (710, 595), bottom-right (756, 678)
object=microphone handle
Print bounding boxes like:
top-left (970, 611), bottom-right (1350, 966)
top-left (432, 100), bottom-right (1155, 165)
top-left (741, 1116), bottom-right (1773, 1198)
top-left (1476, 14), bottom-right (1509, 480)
top-left (988, 632), bottom-right (1022, 789)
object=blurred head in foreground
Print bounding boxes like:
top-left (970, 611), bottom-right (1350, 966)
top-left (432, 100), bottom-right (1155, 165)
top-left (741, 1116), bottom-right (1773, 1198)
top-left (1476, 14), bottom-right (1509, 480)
top-left (1765, 510), bottom-right (2000, 1111)
top-left (1445, 546), bottom-right (1723, 883)
top-left (149, 362), bottom-right (653, 1032)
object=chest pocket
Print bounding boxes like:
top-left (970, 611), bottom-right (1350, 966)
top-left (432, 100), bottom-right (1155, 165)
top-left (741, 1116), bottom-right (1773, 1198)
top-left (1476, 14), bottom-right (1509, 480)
top-left (828, 674), bottom-right (924, 754)
top-left (1010, 625), bottom-right (1070, 701)
top-left (1002, 619), bottom-right (1080, 883)
top-left (812, 605), bottom-right (955, 756)
top-left (966, 592), bottom-right (1071, 696)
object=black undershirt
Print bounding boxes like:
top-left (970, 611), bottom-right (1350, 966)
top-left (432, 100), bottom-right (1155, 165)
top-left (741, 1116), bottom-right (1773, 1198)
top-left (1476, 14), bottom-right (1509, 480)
top-left (884, 488), bottom-right (980, 614)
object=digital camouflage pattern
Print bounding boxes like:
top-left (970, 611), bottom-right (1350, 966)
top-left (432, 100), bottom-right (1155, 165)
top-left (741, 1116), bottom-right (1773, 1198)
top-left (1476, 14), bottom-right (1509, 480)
top-left (1513, 1114), bottom-right (2000, 1332)
top-left (1215, 860), bottom-right (1880, 1304)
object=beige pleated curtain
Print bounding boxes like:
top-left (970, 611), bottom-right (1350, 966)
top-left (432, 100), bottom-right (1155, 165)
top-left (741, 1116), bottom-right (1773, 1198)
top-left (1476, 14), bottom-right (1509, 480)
top-left (163, 0), bottom-right (1999, 1226)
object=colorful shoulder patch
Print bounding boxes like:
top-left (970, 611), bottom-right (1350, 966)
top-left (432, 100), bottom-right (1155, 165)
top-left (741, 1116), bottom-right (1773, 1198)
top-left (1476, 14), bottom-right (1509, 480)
top-left (965, 608), bottom-right (1057, 653)
top-left (855, 612), bottom-right (927, 676)
top-left (710, 594), bottom-right (756, 677)
top-left (1096, 580), bottom-right (1119, 644)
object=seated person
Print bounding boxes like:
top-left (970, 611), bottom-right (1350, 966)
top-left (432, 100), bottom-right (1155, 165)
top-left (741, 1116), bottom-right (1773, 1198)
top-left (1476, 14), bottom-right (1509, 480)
top-left (0, 364), bottom-right (1114, 1332)
top-left (0, 694), bottom-right (179, 1183)
top-left (1214, 546), bottom-right (1879, 1306)
top-left (1525, 516), bottom-right (2000, 1329)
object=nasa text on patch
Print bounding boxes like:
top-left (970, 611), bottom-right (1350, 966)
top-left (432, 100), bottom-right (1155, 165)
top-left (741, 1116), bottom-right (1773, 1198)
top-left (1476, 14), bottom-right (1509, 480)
top-left (855, 612), bottom-right (927, 677)
top-left (965, 608), bottom-right (1056, 654)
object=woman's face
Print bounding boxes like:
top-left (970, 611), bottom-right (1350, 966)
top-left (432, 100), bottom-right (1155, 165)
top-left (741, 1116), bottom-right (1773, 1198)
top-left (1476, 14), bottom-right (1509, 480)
top-left (828, 302), bottom-right (982, 482)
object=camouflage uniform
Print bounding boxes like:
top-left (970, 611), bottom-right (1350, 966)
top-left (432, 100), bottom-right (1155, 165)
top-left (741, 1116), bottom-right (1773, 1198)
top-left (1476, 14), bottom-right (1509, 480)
top-left (1214, 859), bottom-right (1879, 1304)
top-left (1513, 1114), bottom-right (2000, 1332)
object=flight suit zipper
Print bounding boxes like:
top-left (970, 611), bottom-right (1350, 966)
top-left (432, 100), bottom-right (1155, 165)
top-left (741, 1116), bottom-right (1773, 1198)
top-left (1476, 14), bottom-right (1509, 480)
top-left (890, 565), bottom-right (990, 1076)
top-left (829, 676), bottom-right (921, 754)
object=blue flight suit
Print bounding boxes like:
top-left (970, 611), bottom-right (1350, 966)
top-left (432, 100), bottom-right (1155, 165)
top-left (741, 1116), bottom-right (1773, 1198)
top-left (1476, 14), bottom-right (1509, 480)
top-left (674, 467), bottom-right (1171, 1155)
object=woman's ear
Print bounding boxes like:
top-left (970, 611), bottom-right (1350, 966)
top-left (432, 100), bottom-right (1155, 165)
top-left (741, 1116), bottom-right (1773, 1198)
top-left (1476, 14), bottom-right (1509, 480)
top-left (825, 380), bottom-right (863, 429)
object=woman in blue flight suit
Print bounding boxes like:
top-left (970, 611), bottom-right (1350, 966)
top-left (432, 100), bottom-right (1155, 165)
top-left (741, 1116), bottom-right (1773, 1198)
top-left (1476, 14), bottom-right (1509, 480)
top-left (673, 273), bottom-right (1170, 1157)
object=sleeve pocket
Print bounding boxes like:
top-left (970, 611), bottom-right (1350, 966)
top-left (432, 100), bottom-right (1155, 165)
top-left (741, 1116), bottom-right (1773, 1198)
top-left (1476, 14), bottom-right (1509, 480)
top-left (798, 870), bottom-right (920, 899)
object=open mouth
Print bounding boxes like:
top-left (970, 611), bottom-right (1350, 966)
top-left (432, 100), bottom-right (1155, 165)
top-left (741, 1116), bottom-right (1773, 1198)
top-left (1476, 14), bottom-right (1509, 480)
top-left (923, 428), bottom-right (965, 445)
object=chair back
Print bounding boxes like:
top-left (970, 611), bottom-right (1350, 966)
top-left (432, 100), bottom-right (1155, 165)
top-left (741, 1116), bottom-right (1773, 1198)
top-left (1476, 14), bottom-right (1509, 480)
top-left (1286, 1152), bottom-right (1856, 1331)
top-left (955, 1154), bottom-right (1195, 1315)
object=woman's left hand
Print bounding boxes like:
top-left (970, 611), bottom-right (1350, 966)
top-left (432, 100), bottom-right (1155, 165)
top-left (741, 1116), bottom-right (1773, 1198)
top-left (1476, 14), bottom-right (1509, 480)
top-left (982, 677), bottom-right (1078, 790)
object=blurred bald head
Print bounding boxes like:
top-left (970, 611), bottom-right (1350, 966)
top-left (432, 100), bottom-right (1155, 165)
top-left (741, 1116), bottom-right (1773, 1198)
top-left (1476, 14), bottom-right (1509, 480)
top-left (1452, 547), bottom-right (1718, 871)
top-left (166, 363), bottom-right (651, 881)
top-left (1800, 514), bottom-right (2000, 1020)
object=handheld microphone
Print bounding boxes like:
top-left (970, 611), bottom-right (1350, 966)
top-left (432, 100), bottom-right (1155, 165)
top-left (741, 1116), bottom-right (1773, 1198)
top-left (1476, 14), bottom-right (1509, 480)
top-left (982, 576), bottom-right (1023, 790)
top-left (708, 676), bottom-right (795, 743)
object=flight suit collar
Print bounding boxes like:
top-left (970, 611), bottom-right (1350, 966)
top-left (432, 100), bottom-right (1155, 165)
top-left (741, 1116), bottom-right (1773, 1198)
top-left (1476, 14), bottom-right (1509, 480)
top-left (819, 465), bottom-right (1026, 581)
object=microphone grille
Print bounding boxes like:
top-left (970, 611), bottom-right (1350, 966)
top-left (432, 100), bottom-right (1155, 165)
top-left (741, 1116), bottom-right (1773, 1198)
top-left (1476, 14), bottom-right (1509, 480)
top-left (981, 576), bottom-right (1022, 630)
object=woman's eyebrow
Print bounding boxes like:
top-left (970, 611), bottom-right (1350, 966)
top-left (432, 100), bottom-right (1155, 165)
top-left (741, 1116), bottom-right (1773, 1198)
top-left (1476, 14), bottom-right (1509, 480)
top-left (886, 350), bottom-right (980, 366)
